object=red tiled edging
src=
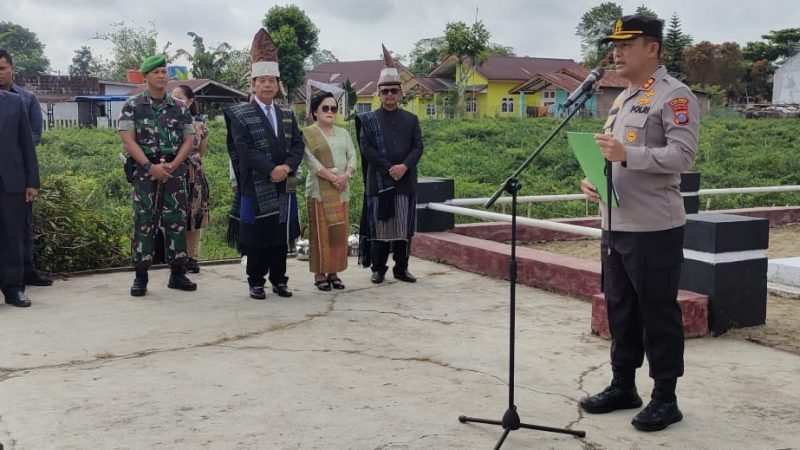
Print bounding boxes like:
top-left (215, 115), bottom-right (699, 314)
top-left (411, 231), bottom-right (601, 301)
top-left (591, 291), bottom-right (709, 339)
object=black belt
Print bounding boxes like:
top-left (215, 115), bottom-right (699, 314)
top-left (144, 153), bottom-right (177, 164)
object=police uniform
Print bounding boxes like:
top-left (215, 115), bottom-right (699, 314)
top-left (601, 64), bottom-right (699, 390)
top-left (118, 55), bottom-right (196, 295)
top-left (580, 15), bottom-right (700, 431)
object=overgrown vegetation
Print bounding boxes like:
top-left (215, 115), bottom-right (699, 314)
top-left (33, 117), bottom-right (800, 272)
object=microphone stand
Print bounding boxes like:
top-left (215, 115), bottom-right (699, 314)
top-left (458, 88), bottom-right (597, 449)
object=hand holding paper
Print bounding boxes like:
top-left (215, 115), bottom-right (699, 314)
top-left (567, 132), bottom-right (619, 207)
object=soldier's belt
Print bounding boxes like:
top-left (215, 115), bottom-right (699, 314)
top-left (143, 153), bottom-right (178, 164)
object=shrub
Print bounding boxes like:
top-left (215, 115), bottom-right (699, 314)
top-left (33, 173), bottom-right (130, 273)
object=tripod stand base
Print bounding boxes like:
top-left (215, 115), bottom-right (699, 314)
top-left (459, 406), bottom-right (586, 449)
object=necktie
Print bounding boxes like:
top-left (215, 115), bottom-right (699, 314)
top-left (265, 105), bottom-right (278, 136)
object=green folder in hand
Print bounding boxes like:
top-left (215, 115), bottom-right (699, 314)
top-left (567, 132), bottom-right (618, 208)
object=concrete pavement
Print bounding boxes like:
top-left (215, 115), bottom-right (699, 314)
top-left (1, 258), bottom-right (798, 449)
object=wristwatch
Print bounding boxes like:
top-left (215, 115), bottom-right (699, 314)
top-left (142, 161), bottom-right (153, 171)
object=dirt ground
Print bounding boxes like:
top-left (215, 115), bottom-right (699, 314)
top-left (526, 223), bottom-right (800, 354)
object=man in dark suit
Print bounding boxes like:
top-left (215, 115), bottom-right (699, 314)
top-left (0, 49), bottom-right (50, 287)
top-left (226, 29), bottom-right (303, 300)
top-left (0, 88), bottom-right (40, 307)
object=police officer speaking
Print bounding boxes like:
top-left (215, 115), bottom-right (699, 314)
top-left (579, 15), bottom-right (700, 432)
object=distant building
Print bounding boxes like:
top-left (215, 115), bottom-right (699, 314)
top-left (300, 59), bottom-right (415, 117)
top-left (773, 53), bottom-right (800, 104)
top-left (421, 55), bottom-right (584, 118)
top-left (18, 75), bottom-right (247, 129)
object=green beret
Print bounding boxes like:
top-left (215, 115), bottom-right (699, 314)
top-left (140, 54), bottom-right (167, 75)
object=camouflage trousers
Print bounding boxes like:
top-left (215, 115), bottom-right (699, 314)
top-left (131, 163), bottom-right (188, 267)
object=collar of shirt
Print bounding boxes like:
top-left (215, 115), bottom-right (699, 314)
top-left (254, 96), bottom-right (275, 115)
top-left (138, 90), bottom-right (175, 108)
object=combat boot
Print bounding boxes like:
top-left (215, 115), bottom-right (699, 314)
top-left (168, 263), bottom-right (197, 291)
top-left (130, 267), bottom-right (149, 297)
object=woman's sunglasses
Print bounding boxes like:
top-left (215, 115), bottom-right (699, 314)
top-left (320, 105), bottom-right (338, 113)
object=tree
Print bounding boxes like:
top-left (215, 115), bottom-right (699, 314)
top-left (683, 41), bottom-right (746, 101)
top-left (342, 78), bottom-right (357, 119)
top-left (408, 36), bottom-right (513, 76)
top-left (305, 49), bottom-right (337, 70)
top-left (93, 21), bottom-right (171, 81)
top-left (0, 21), bottom-right (50, 75)
top-left (175, 32), bottom-right (231, 79)
top-left (217, 47), bottom-right (251, 92)
top-left (739, 28), bottom-right (800, 104)
top-left (743, 28), bottom-right (800, 64)
top-left (444, 20), bottom-right (490, 115)
top-left (263, 5), bottom-right (319, 102)
top-left (634, 5), bottom-right (658, 18)
top-left (662, 13), bottom-right (692, 74)
top-left (409, 37), bottom-right (447, 75)
top-left (575, 3), bottom-right (623, 68)
top-left (68, 46), bottom-right (103, 77)
top-left (743, 59), bottom-right (773, 102)
top-left (487, 43), bottom-right (516, 57)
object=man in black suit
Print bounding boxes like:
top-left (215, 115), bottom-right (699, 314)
top-left (0, 50), bottom-right (50, 287)
top-left (0, 88), bottom-right (40, 307)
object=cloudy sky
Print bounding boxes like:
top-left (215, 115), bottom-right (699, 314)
top-left (5, 0), bottom-right (799, 74)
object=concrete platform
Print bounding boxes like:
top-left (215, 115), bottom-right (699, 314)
top-left (1, 258), bottom-right (799, 449)
top-left (768, 256), bottom-right (800, 288)
top-left (591, 291), bottom-right (709, 339)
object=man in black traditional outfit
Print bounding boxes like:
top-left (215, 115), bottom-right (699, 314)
top-left (225, 29), bottom-right (303, 300)
top-left (356, 45), bottom-right (423, 284)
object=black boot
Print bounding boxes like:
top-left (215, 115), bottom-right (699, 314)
top-left (168, 263), bottom-right (197, 291)
top-left (130, 267), bottom-right (149, 297)
top-left (632, 398), bottom-right (683, 431)
top-left (579, 371), bottom-right (642, 414)
top-left (631, 379), bottom-right (681, 431)
top-left (185, 258), bottom-right (200, 274)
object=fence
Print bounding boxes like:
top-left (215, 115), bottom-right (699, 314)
top-left (41, 118), bottom-right (119, 131)
top-left (427, 185), bottom-right (800, 238)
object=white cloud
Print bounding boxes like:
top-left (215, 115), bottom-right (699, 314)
top-left (3, 0), bottom-right (798, 74)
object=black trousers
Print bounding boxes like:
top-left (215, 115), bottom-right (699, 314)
top-left (371, 239), bottom-right (410, 274)
top-left (0, 190), bottom-right (26, 295)
top-left (602, 227), bottom-right (685, 384)
top-left (23, 201), bottom-right (36, 275)
top-left (246, 244), bottom-right (288, 287)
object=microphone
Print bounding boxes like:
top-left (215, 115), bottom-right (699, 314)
top-left (562, 68), bottom-right (605, 109)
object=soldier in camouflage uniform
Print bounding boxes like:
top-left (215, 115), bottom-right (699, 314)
top-left (118, 55), bottom-right (197, 297)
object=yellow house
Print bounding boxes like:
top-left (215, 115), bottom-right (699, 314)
top-left (403, 77), bottom-right (455, 119)
top-left (423, 55), bottom-right (584, 118)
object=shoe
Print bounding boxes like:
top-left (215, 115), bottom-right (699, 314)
top-left (250, 286), bottom-right (266, 300)
top-left (328, 276), bottom-right (345, 290)
top-left (168, 272), bottom-right (197, 291)
top-left (315, 278), bottom-right (332, 291)
top-left (579, 384), bottom-right (643, 414)
top-left (370, 271), bottom-right (385, 284)
top-left (393, 269), bottom-right (417, 283)
top-left (632, 398), bottom-right (683, 431)
top-left (24, 271), bottom-right (53, 286)
top-left (130, 277), bottom-right (148, 297)
top-left (4, 291), bottom-right (31, 307)
top-left (272, 284), bottom-right (293, 297)
top-left (185, 258), bottom-right (200, 274)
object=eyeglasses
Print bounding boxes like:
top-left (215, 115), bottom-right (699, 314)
top-left (320, 105), bottom-right (338, 113)
top-left (380, 88), bottom-right (400, 95)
